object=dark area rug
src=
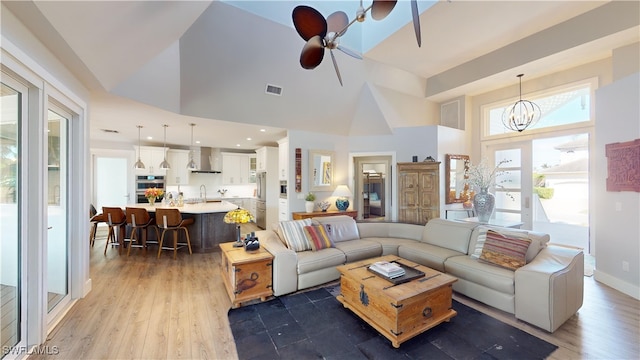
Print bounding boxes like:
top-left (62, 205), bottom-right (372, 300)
top-left (228, 285), bottom-right (557, 360)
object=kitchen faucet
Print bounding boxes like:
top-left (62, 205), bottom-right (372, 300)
top-left (200, 184), bottom-right (207, 202)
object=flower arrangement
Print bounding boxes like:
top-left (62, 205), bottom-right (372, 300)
top-left (144, 187), bottom-right (164, 199)
top-left (465, 158), bottom-right (511, 190)
top-left (305, 192), bottom-right (316, 201)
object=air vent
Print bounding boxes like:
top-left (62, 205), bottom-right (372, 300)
top-left (265, 84), bottom-right (283, 96)
top-left (101, 129), bottom-right (119, 134)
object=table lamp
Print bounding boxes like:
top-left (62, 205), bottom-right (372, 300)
top-left (224, 208), bottom-right (255, 247)
top-left (332, 185), bottom-right (353, 211)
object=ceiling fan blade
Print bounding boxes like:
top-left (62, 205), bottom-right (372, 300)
top-left (327, 11), bottom-right (349, 35)
top-left (371, 0), bottom-right (397, 20)
top-left (300, 35), bottom-right (325, 69)
top-left (292, 5), bottom-right (327, 41)
top-left (337, 45), bottom-right (363, 60)
top-left (329, 49), bottom-right (343, 87)
top-left (411, 0), bottom-right (422, 47)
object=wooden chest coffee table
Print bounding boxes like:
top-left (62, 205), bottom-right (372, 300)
top-left (336, 255), bottom-right (457, 348)
top-left (220, 242), bottom-right (273, 308)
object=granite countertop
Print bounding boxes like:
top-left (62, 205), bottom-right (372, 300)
top-left (130, 200), bottom-right (238, 214)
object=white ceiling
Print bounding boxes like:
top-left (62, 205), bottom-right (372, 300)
top-left (5, 0), bottom-right (638, 150)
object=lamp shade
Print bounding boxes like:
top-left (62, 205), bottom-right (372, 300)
top-left (332, 185), bottom-right (353, 198)
top-left (332, 185), bottom-right (352, 211)
top-left (224, 208), bottom-right (255, 224)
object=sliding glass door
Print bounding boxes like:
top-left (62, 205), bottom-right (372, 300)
top-left (1, 79), bottom-right (26, 357)
top-left (46, 106), bottom-right (71, 319)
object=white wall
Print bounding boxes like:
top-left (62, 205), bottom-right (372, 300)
top-left (594, 72), bottom-right (640, 299)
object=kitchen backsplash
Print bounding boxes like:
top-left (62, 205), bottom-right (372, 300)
top-left (165, 173), bottom-right (256, 200)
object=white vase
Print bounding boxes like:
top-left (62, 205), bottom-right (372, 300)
top-left (305, 201), bottom-right (315, 213)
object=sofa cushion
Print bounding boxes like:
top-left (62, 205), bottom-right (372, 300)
top-left (445, 255), bottom-right (515, 294)
top-left (468, 226), bottom-right (550, 263)
top-left (278, 219), bottom-right (313, 252)
top-left (398, 242), bottom-right (464, 272)
top-left (314, 215), bottom-right (360, 242)
top-left (422, 218), bottom-right (476, 254)
top-left (297, 248), bottom-right (346, 274)
top-left (479, 230), bottom-right (531, 270)
top-left (304, 224), bottom-right (334, 251)
top-left (334, 239), bottom-right (382, 262)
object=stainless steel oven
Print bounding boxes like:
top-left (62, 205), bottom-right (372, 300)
top-left (135, 175), bottom-right (165, 203)
top-left (279, 180), bottom-right (287, 199)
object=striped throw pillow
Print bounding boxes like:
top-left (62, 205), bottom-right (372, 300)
top-left (480, 229), bottom-right (532, 270)
top-left (303, 225), bottom-right (334, 251)
top-left (278, 219), bottom-right (313, 252)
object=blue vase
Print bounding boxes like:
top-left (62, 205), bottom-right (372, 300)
top-left (473, 187), bottom-right (495, 222)
top-left (335, 198), bottom-right (349, 211)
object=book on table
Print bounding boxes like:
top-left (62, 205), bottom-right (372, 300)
top-left (369, 261), bottom-right (405, 278)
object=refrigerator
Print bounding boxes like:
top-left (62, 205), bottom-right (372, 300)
top-left (256, 171), bottom-right (267, 228)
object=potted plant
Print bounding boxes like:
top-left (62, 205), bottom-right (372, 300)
top-left (305, 192), bottom-right (316, 213)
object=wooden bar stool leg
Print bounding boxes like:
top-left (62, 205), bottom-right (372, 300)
top-left (104, 227), bottom-right (114, 255)
top-left (157, 229), bottom-right (167, 259)
top-left (173, 230), bottom-right (178, 260)
top-left (182, 228), bottom-right (193, 255)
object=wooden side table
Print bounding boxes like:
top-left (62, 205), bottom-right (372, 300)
top-left (291, 210), bottom-right (357, 220)
top-left (219, 242), bottom-right (273, 308)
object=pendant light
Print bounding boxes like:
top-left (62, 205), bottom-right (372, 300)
top-left (502, 74), bottom-right (541, 132)
top-left (158, 124), bottom-right (171, 169)
top-left (186, 123), bottom-right (198, 170)
top-left (133, 125), bottom-right (145, 169)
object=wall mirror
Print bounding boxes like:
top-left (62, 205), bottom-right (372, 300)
top-left (309, 150), bottom-right (335, 192)
top-left (445, 154), bottom-right (470, 204)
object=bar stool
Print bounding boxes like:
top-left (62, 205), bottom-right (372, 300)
top-left (89, 204), bottom-right (105, 247)
top-left (125, 207), bottom-right (159, 256)
top-left (156, 208), bottom-right (194, 259)
top-left (102, 207), bottom-right (127, 255)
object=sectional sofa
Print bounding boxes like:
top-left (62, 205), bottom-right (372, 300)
top-left (257, 216), bottom-right (584, 332)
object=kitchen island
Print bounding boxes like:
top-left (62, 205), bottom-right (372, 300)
top-left (128, 201), bottom-right (240, 253)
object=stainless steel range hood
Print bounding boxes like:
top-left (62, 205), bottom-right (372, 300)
top-left (190, 147), bottom-right (222, 173)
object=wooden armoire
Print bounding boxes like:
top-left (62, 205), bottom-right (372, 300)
top-left (397, 162), bottom-right (440, 224)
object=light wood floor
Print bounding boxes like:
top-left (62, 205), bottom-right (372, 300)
top-left (32, 228), bottom-right (639, 360)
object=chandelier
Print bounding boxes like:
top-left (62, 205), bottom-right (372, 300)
top-left (502, 74), bottom-right (541, 132)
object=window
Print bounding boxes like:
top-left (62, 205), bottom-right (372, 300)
top-left (485, 80), bottom-right (594, 137)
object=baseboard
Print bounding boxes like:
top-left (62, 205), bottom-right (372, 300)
top-left (83, 278), bottom-right (92, 297)
top-left (594, 270), bottom-right (640, 300)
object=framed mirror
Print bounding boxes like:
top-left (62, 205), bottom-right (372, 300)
top-left (445, 154), bottom-right (470, 204)
top-left (309, 150), bottom-right (335, 192)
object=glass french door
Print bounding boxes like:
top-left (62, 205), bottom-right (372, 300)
top-left (46, 105), bottom-right (71, 320)
top-left (486, 132), bottom-right (591, 252)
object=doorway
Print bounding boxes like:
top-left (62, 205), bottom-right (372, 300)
top-left (354, 156), bottom-right (392, 221)
top-left (92, 151), bottom-right (133, 210)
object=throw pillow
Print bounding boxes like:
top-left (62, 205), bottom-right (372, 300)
top-left (278, 219), bottom-right (313, 252)
top-left (303, 225), bottom-right (335, 251)
top-left (479, 229), bottom-right (532, 270)
top-left (470, 227), bottom-right (489, 259)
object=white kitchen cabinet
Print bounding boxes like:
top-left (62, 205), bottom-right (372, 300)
top-left (135, 146), bottom-right (167, 175)
top-left (277, 138), bottom-right (289, 181)
top-left (222, 153), bottom-right (251, 184)
top-left (249, 155), bottom-right (257, 184)
top-left (226, 198), bottom-right (245, 209)
top-left (256, 147), bottom-right (267, 172)
top-left (166, 149), bottom-right (190, 185)
top-left (278, 198), bottom-right (289, 221)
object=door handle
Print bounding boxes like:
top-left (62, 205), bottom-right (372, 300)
top-left (524, 196), bottom-right (530, 209)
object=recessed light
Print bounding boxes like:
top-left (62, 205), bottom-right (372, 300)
top-left (236, 144), bottom-right (241, 147)
top-left (246, 137), bottom-right (252, 141)
top-left (260, 129), bottom-right (266, 132)
top-left (147, 136), bottom-right (153, 140)
top-left (196, 140), bottom-right (201, 144)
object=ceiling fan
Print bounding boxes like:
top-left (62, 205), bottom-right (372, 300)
top-left (292, 0), bottom-right (422, 86)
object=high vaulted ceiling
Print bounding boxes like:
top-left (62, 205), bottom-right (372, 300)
top-left (3, 1), bottom-right (638, 150)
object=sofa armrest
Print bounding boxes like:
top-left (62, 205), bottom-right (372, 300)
top-left (257, 230), bottom-right (298, 296)
top-left (515, 245), bottom-right (584, 332)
